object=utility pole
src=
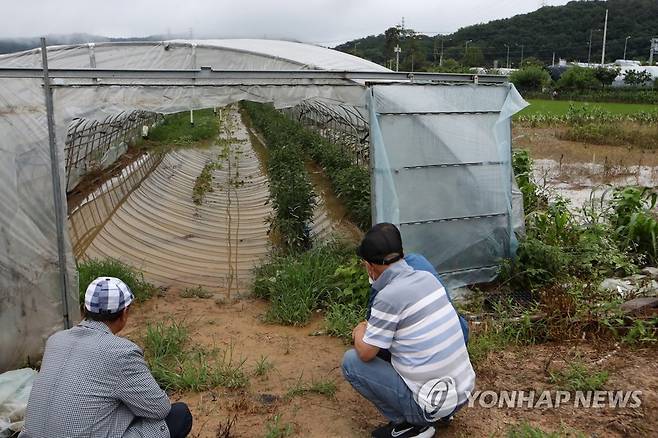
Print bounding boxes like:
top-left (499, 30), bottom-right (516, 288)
top-left (623, 36), bottom-right (631, 60)
top-left (650, 38), bottom-right (658, 65)
top-left (504, 44), bottom-right (510, 68)
top-left (439, 38), bottom-right (444, 67)
top-left (588, 29), bottom-right (593, 66)
top-left (519, 44), bottom-right (523, 67)
top-left (465, 39), bottom-right (472, 55)
top-left (552, 52), bottom-right (556, 66)
top-left (601, 8), bottom-right (608, 65)
top-left (394, 45), bottom-right (401, 71)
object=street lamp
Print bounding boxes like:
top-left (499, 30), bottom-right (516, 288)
top-left (623, 36), bottom-right (631, 60)
top-left (504, 44), bottom-right (510, 68)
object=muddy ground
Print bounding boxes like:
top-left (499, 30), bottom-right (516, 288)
top-left (76, 119), bottom-right (658, 437)
top-left (123, 292), bottom-right (657, 438)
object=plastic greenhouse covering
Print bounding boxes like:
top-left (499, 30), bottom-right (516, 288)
top-left (0, 39), bottom-right (527, 371)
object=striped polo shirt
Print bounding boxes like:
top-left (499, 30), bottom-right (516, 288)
top-left (363, 259), bottom-right (475, 418)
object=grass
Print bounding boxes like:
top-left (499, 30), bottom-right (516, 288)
top-left (263, 415), bottom-right (293, 438)
top-left (254, 355), bottom-right (275, 377)
top-left (143, 320), bottom-right (248, 391)
top-left (519, 99), bottom-right (658, 116)
top-left (252, 240), bottom-right (368, 326)
top-left (324, 302), bottom-right (364, 342)
top-left (180, 285), bottom-right (214, 299)
top-left (507, 422), bottom-right (586, 438)
top-left (548, 362), bottom-right (609, 391)
top-left (148, 109), bottom-right (219, 146)
top-left (286, 375), bottom-right (337, 398)
top-left (77, 258), bottom-right (158, 305)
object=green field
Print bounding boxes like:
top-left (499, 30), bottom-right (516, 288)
top-left (519, 99), bottom-right (658, 116)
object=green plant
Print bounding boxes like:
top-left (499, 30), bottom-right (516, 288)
top-left (548, 362), bottom-right (609, 391)
top-left (510, 66), bottom-right (551, 92)
top-left (148, 109), bottom-right (219, 146)
top-left (180, 285), bottom-right (213, 298)
top-left (608, 186), bottom-right (658, 264)
top-left (623, 69), bottom-right (653, 87)
top-left (593, 66), bottom-right (621, 88)
top-left (263, 415), bottom-right (293, 438)
top-left (193, 161), bottom-right (221, 205)
top-left (557, 67), bottom-right (601, 91)
top-left (143, 320), bottom-right (248, 391)
top-left (254, 355), bottom-right (275, 377)
top-left (622, 318), bottom-right (658, 344)
top-left (241, 101), bottom-right (316, 251)
top-left (252, 241), bottom-right (357, 326)
top-left (507, 422), bottom-right (585, 438)
top-left (287, 375), bottom-right (337, 398)
top-left (77, 258), bottom-right (158, 305)
top-left (325, 302), bottom-right (365, 342)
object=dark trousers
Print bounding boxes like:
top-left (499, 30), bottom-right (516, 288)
top-left (166, 402), bottom-right (193, 438)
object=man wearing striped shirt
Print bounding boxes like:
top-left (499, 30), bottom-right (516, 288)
top-left (342, 223), bottom-right (475, 438)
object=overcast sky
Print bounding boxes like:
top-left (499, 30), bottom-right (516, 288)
top-left (1, 0), bottom-right (571, 44)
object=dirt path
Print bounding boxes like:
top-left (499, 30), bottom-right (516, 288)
top-left (124, 292), bottom-right (658, 438)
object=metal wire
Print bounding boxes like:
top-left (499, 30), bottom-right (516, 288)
top-left (64, 111), bottom-right (161, 191)
top-left (281, 100), bottom-right (369, 167)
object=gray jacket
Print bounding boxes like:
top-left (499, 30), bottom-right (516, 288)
top-left (19, 320), bottom-right (171, 438)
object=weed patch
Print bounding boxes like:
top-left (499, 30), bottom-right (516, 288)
top-left (548, 362), bottom-right (609, 391)
top-left (143, 320), bottom-right (247, 391)
top-left (287, 375), bottom-right (337, 398)
top-left (77, 258), bottom-right (157, 305)
top-left (503, 152), bottom-right (658, 345)
top-left (253, 240), bottom-right (369, 326)
top-left (180, 286), bottom-right (213, 299)
top-left (263, 415), bottom-right (293, 438)
top-left (254, 355), bottom-right (275, 377)
top-left (193, 161), bottom-right (221, 205)
top-left (148, 109), bottom-right (219, 146)
top-left (507, 422), bottom-right (585, 438)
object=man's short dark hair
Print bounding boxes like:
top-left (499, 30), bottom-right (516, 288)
top-left (357, 222), bottom-right (404, 265)
top-left (84, 308), bottom-right (124, 322)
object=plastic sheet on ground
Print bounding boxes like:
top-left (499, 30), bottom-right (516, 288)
top-left (0, 368), bottom-right (37, 437)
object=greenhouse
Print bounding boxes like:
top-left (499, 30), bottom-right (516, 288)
top-left (0, 39), bottom-right (527, 371)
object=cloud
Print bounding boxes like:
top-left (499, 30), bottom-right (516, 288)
top-left (1, 0), bottom-right (570, 44)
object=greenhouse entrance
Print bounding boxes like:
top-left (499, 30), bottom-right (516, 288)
top-left (0, 39), bottom-right (525, 370)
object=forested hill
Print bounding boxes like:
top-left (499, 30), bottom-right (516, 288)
top-left (334, 0), bottom-right (658, 70)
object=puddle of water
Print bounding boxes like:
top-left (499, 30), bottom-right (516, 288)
top-left (533, 158), bottom-right (658, 208)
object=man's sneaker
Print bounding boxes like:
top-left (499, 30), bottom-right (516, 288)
top-left (371, 421), bottom-right (436, 438)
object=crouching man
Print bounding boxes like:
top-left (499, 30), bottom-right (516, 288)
top-left (20, 277), bottom-right (193, 438)
top-left (342, 223), bottom-right (475, 438)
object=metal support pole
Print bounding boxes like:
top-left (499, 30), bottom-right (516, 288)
top-left (601, 9), bottom-right (608, 65)
top-left (41, 37), bottom-right (71, 329)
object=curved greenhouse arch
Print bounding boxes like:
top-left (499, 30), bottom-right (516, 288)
top-left (0, 39), bottom-right (521, 371)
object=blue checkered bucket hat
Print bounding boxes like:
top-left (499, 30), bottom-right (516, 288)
top-left (84, 277), bottom-right (134, 314)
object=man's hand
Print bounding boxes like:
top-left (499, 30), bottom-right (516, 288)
top-left (352, 320), bottom-right (379, 362)
top-left (352, 321), bottom-right (367, 341)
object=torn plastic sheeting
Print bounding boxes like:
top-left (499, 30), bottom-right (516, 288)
top-left (0, 368), bottom-right (37, 437)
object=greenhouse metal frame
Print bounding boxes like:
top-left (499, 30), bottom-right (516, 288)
top-left (0, 39), bottom-right (526, 370)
